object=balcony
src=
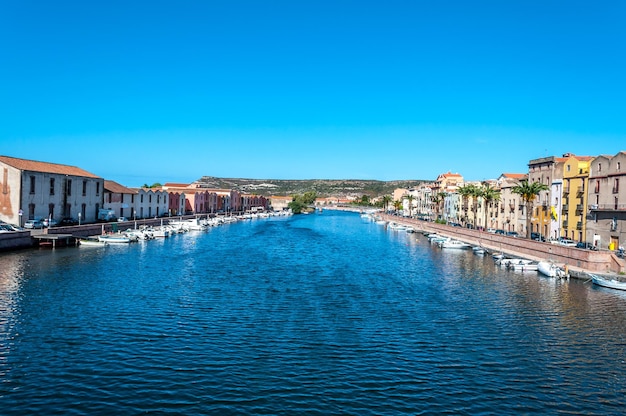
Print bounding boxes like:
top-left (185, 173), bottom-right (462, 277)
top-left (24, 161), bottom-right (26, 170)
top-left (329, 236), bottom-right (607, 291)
top-left (562, 204), bottom-right (568, 213)
top-left (577, 186), bottom-right (584, 195)
top-left (563, 187), bottom-right (570, 195)
top-left (575, 204), bottom-right (584, 214)
top-left (576, 221), bottom-right (583, 230)
top-left (588, 204), bottom-right (626, 211)
top-left (563, 220), bottom-right (569, 228)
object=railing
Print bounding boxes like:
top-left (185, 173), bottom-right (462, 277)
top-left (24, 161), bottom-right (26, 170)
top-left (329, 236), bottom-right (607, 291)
top-left (588, 204), bottom-right (626, 211)
top-left (562, 220), bottom-right (569, 228)
top-left (562, 205), bottom-right (568, 212)
top-left (576, 221), bottom-right (583, 230)
top-left (576, 204), bottom-right (583, 213)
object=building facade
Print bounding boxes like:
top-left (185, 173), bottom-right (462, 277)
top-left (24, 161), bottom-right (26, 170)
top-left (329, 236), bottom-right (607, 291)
top-left (587, 152), bottom-right (626, 250)
top-left (0, 156), bottom-right (104, 225)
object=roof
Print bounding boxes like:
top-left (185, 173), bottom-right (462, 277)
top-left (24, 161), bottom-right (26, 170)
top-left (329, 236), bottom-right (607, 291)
top-left (501, 173), bottom-right (527, 179)
top-left (0, 155), bottom-right (101, 178)
top-left (104, 180), bottom-right (137, 194)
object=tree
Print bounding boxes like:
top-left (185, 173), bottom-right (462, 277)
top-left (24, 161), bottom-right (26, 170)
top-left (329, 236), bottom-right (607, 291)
top-left (431, 192), bottom-right (447, 221)
top-left (381, 195), bottom-right (392, 212)
top-left (481, 183), bottom-right (500, 232)
top-left (458, 184), bottom-right (481, 228)
top-left (457, 185), bottom-right (474, 225)
top-left (393, 200), bottom-right (403, 213)
top-left (511, 179), bottom-right (549, 239)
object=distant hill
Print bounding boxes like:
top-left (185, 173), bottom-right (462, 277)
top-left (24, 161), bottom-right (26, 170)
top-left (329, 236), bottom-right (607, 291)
top-left (195, 176), bottom-right (425, 198)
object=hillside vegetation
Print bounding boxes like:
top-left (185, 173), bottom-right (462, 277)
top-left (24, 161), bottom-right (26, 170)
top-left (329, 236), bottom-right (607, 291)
top-left (195, 176), bottom-right (425, 198)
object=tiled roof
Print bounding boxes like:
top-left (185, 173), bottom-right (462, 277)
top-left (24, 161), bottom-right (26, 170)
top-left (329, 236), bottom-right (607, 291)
top-left (104, 180), bottom-right (137, 194)
top-left (0, 155), bottom-right (101, 178)
top-left (501, 173), bottom-right (527, 179)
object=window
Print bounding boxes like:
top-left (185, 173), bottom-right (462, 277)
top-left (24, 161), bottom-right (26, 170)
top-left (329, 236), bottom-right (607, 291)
top-left (49, 178), bottom-right (55, 195)
top-left (614, 178), bottom-right (620, 193)
top-left (82, 180), bottom-right (87, 196)
top-left (48, 203), bottom-right (54, 218)
top-left (149, 195), bottom-right (152, 203)
top-left (598, 163), bottom-right (602, 172)
top-left (81, 203), bottom-right (86, 220)
top-left (157, 195), bottom-right (160, 204)
top-left (595, 180), bottom-right (600, 193)
top-left (30, 176), bottom-right (36, 194)
top-left (28, 203), bottom-right (35, 219)
top-left (618, 162), bottom-right (621, 171)
top-left (66, 179), bottom-right (72, 196)
top-left (131, 195), bottom-right (134, 204)
top-left (96, 182), bottom-right (100, 195)
top-left (141, 194), bottom-right (144, 203)
top-left (566, 164), bottom-right (571, 172)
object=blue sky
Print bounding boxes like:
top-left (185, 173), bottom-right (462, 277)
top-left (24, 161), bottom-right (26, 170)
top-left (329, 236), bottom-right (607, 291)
top-left (1, 1), bottom-right (624, 187)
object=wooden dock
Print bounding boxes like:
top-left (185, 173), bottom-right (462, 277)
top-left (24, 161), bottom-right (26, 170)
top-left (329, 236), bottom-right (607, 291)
top-left (31, 234), bottom-right (78, 248)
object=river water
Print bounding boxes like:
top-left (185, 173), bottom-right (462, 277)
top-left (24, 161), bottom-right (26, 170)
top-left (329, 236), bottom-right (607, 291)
top-left (1, 210), bottom-right (625, 415)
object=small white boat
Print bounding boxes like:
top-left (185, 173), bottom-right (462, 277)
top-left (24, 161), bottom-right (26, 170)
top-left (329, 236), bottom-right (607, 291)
top-left (507, 260), bottom-right (539, 271)
top-left (472, 246), bottom-right (487, 255)
top-left (98, 235), bottom-right (131, 244)
top-left (388, 222), bottom-right (407, 231)
top-left (439, 239), bottom-right (470, 249)
top-left (537, 261), bottom-right (567, 278)
top-left (79, 237), bottom-right (108, 247)
top-left (590, 274), bottom-right (626, 291)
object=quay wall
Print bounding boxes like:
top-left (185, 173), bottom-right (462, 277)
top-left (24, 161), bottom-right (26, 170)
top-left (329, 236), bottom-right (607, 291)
top-left (0, 231), bottom-right (34, 251)
top-left (382, 214), bottom-right (625, 274)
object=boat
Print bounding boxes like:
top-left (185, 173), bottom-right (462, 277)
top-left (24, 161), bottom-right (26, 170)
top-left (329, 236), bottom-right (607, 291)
top-left (537, 261), bottom-right (567, 278)
top-left (590, 274), bottom-right (626, 291)
top-left (439, 239), bottom-right (470, 249)
top-left (388, 222), bottom-right (407, 231)
top-left (79, 237), bottom-right (108, 247)
top-left (507, 260), bottom-right (539, 271)
top-left (98, 235), bottom-right (131, 244)
top-left (472, 246), bottom-right (487, 255)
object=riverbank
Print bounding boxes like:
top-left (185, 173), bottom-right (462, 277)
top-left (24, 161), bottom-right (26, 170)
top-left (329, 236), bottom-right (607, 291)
top-left (377, 213), bottom-right (625, 278)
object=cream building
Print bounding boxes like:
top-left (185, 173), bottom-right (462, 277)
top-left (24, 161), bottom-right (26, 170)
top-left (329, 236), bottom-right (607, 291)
top-left (0, 155), bottom-right (104, 225)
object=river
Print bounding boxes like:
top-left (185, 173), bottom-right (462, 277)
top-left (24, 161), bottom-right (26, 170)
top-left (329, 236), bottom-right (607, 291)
top-left (1, 210), bottom-right (625, 415)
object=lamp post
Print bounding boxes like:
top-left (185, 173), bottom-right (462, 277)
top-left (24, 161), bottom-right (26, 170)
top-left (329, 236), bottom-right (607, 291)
top-left (78, 212), bottom-right (81, 226)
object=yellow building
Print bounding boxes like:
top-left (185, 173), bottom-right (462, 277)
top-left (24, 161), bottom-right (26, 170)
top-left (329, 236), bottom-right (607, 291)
top-left (561, 154), bottom-right (592, 241)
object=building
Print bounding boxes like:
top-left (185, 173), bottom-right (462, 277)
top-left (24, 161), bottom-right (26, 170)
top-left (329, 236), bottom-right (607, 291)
top-left (496, 173), bottom-right (527, 234)
top-left (528, 155), bottom-right (566, 239)
top-left (103, 180), bottom-right (137, 220)
top-left (587, 151), bottom-right (626, 250)
top-left (0, 155), bottom-right (104, 225)
top-left (433, 172), bottom-right (464, 194)
top-left (561, 155), bottom-right (593, 241)
top-left (133, 187), bottom-right (170, 219)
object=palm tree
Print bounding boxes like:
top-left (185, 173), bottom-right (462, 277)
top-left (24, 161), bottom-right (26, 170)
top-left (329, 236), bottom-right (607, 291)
top-left (406, 194), bottom-right (415, 217)
top-left (481, 183), bottom-right (500, 232)
top-left (457, 184), bottom-right (481, 229)
top-left (431, 192), bottom-right (447, 221)
top-left (457, 185), bottom-right (474, 225)
top-left (381, 195), bottom-right (392, 213)
top-left (512, 179), bottom-right (549, 239)
top-left (393, 199), bottom-right (403, 214)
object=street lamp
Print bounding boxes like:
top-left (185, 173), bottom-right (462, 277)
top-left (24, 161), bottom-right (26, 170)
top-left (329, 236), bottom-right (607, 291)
top-left (78, 212), bottom-right (81, 226)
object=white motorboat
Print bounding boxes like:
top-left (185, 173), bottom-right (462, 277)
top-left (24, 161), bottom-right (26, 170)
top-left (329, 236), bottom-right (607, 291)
top-left (507, 260), bottom-right (539, 271)
top-left (439, 239), bottom-right (470, 249)
top-left (590, 274), bottom-right (626, 291)
top-left (537, 261), bottom-right (567, 278)
top-left (98, 235), bottom-right (131, 244)
top-left (472, 246), bottom-right (487, 255)
top-left (79, 237), bottom-right (108, 247)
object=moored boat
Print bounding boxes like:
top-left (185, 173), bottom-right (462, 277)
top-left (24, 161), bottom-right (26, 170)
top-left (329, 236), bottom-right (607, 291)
top-left (98, 235), bottom-right (131, 244)
top-left (79, 237), bottom-right (108, 247)
top-left (537, 261), bottom-right (567, 278)
top-left (590, 274), bottom-right (626, 291)
top-left (439, 239), bottom-right (470, 249)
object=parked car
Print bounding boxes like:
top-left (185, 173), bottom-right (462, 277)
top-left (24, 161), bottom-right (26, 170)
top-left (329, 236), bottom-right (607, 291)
top-left (59, 217), bottom-right (79, 226)
top-left (117, 217), bottom-right (128, 222)
top-left (42, 218), bottom-right (58, 227)
top-left (506, 231), bottom-right (520, 238)
top-left (576, 242), bottom-right (597, 250)
top-left (531, 232), bottom-right (546, 242)
top-left (494, 229), bottom-right (505, 235)
top-left (557, 238), bottom-right (577, 247)
top-left (24, 219), bottom-right (44, 229)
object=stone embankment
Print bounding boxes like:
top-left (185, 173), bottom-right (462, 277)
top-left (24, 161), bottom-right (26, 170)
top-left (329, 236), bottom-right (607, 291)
top-left (381, 214), bottom-right (625, 277)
